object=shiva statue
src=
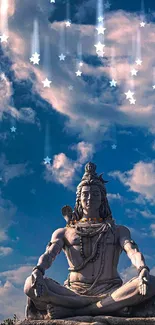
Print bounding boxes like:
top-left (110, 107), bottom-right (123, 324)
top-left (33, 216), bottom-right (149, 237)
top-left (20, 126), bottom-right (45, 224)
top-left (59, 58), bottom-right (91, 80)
top-left (24, 162), bottom-right (155, 319)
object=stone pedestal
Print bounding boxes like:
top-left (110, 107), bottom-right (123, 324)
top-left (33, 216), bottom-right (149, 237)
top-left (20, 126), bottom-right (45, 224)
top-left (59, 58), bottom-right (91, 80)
top-left (17, 316), bottom-right (155, 325)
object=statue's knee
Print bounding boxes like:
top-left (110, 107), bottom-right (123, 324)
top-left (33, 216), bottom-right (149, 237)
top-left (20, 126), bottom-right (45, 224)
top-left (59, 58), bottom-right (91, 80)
top-left (24, 276), bottom-right (33, 297)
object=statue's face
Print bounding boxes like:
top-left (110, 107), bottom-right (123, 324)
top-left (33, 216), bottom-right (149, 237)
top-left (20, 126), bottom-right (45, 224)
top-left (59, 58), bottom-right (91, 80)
top-left (81, 185), bottom-right (101, 213)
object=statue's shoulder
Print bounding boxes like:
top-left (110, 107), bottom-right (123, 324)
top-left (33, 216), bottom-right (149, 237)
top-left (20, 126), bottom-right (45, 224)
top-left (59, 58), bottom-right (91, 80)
top-left (51, 227), bottom-right (66, 241)
top-left (115, 224), bottom-right (131, 238)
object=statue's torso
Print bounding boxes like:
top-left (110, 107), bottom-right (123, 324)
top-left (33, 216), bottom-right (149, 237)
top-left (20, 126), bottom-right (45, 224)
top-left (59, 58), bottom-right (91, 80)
top-left (63, 222), bottom-right (122, 284)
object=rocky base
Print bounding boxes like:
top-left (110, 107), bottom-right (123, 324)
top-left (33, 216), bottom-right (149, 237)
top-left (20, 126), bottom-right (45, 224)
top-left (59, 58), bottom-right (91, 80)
top-left (17, 316), bottom-right (155, 325)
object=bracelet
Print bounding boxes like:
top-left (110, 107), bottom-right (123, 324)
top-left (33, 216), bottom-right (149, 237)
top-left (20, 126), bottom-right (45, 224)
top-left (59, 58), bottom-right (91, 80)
top-left (138, 265), bottom-right (150, 275)
top-left (32, 265), bottom-right (45, 276)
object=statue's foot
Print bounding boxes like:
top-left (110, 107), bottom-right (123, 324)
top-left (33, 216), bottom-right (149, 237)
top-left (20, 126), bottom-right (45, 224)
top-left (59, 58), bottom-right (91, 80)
top-left (47, 304), bottom-right (75, 319)
top-left (25, 298), bottom-right (46, 320)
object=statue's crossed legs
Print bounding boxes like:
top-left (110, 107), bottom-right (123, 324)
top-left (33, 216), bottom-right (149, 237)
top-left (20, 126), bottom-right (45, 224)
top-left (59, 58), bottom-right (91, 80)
top-left (24, 274), bottom-right (155, 318)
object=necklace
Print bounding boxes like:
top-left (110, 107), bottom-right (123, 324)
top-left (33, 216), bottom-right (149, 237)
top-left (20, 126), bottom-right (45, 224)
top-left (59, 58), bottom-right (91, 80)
top-left (80, 236), bottom-right (101, 262)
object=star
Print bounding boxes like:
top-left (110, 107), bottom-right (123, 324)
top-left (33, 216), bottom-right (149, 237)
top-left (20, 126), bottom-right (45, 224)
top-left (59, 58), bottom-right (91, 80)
top-left (94, 41), bottom-right (105, 52)
top-left (131, 68), bottom-right (138, 76)
top-left (42, 78), bottom-right (52, 88)
top-left (112, 144), bottom-right (117, 150)
top-left (109, 79), bottom-right (117, 87)
top-left (98, 16), bottom-right (104, 22)
top-left (10, 126), bottom-right (16, 132)
top-left (135, 59), bottom-right (142, 66)
top-left (96, 26), bottom-right (106, 35)
top-left (59, 53), bottom-right (66, 61)
top-left (68, 85), bottom-right (73, 90)
top-left (65, 20), bottom-right (71, 27)
top-left (75, 70), bottom-right (82, 76)
top-left (30, 52), bottom-right (40, 65)
top-left (129, 98), bottom-right (136, 104)
top-left (104, 1), bottom-right (111, 9)
top-left (79, 61), bottom-right (83, 67)
top-left (44, 156), bottom-right (51, 164)
top-left (152, 85), bottom-right (155, 89)
top-left (50, 0), bottom-right (55, 2)
top-left (0, 34), bottom-right (9, 43)
top-left (1, 73), bottom-right (6, 80)
top-left (125, 90), bottom-right (134, 99)
top-left (140, 21), bottom-right (146, 27)
top-left (97, 51), bottom-right (105, 57)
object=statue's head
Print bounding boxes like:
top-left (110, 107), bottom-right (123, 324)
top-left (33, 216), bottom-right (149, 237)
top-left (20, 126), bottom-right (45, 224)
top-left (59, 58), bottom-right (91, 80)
top-left (74, 162), bottom-right (112, 221)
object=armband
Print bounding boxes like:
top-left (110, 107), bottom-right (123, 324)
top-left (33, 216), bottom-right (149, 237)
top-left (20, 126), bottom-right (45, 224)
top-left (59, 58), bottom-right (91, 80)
top-left (138, 265), bottom-right (150, 275)
top-left (32, 265), bottom-right (45, 276)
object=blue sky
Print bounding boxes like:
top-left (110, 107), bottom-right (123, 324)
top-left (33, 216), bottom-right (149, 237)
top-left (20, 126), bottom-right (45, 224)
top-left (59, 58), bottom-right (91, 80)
top-left (0, 0), bottom-right (155, 321)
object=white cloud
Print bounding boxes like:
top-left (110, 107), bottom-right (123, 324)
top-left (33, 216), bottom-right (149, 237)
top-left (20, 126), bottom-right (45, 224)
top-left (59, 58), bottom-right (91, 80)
top-left (0, 154), bottom-right (34, 185)
top-left (0, 266), bottom-right (32, 285)
top-left (0, 246), bottom-right (13, 257)
top-left (0, 281), bottom-right (25, 321)
top-left (44, 141), bottom-right (94, 189)
top-left (108, 160), bottom-right (155, 204)
top-left (0, 265), bottom-right (33, 321)
top-left (0, 5), bottom-right (154, 144)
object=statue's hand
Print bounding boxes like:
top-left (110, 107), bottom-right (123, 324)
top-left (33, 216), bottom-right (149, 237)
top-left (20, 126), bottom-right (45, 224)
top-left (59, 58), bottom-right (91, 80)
top-left (31, 269), bottom-right (46, 298)
top-left (138, 268), bottom-right (150, 296)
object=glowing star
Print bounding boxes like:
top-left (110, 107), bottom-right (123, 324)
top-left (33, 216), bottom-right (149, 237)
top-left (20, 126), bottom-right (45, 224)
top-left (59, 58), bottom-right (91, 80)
top-left (0, 34), bottom-right (9, 43)
top-left (94, 41), bottom-right (105, 52)
top-left (104, 1), bottom-right (111, 9)
top-left (131, 69), bottom-right (138, 76)
top-left (65, 20), bottom-right (71, 27)
top-left (42, 78), bottom-right (52, 88)
top-left (79, 61), bottom-right (83, 67)
top-left (1, 73), bottom-right (6, 80)
top-left (96, 26), bottom-right (106, 35)
top-left (152, 85), bottom-right (155, 89)
top-left (140, 21), bottom-right (146, 27)
top-left (97, 51), bottom-right (105, 57)
top-left (112, 144), bottom-right (117, 149)
top-left (129, 98), bottom-right (136, 104)
top-left (109, 79), bottom-right (117, 87)
top-left (44, 156), bottom-right (51, 164)
top-left (50, 0), bottom-right (55, 2)
top-left (30, 52), bottom-right (40, 65)
top-left (98, 16), bottom-right (104, 22)
top-left (135, 59), bottom-right (142, 66)
top-left (68, 85), bottom-right (73, 90)
top-left (10, 126), bottom-right (16, 132)
top-left (59, 53), bottom-right (66, 61)
top-left (75, 70), bottom-right (82, 76)
top-left (125, 90), bottom-right (134, 99)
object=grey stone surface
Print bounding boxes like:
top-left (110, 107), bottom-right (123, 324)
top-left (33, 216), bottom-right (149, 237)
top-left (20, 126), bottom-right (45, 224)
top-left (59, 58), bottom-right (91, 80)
top-left (17, 316), bottom-right (155, 325)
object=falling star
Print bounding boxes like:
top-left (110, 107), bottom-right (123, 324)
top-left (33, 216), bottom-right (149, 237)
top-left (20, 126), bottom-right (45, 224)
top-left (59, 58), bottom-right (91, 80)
top-left (0, 33), bottom-right (8, 42)
top-left (30, 52), bottom-right (40, 65)
top-left (59, 53), bottom-right (66, 61)
top-left (129, 98), bottom-right (136, 104)
top-left (109, 79), bottom-right (117, 87)
top-left (10, 126), bottom-right (16, 132)
top-left (140, 21), bottom-right (145, 27)
top-left (135, 58), bottom-right (142, 66)
top-left (94, 41), bottom-right (105, 52)
top-left (31, 19), bottom-right (40, 63)
top-left (65, 20), bottom-right (71, 27)
top-left (42, 78), bottom-right (52, 88)
top-left (96, 25), bottom-right (106, 35)
top-left (44, 156), bottom-right (51, 164)
top-left (131, 68), bottom-right (138, 76)
top-left (125, 90), bottom-right (134, 99)
top-left (75, 70), bottom-right (82, 76)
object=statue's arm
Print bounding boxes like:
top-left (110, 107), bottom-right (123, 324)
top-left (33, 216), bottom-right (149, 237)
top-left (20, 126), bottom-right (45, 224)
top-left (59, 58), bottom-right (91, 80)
top-left (118, 225), bottom-right (147, 271)
top-left (36, 227), bottom-right (65, 274)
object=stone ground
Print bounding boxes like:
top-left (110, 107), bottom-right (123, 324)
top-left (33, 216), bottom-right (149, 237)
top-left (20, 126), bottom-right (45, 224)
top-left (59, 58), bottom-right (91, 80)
top-left (17, 316), bottom-right (155, 325)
